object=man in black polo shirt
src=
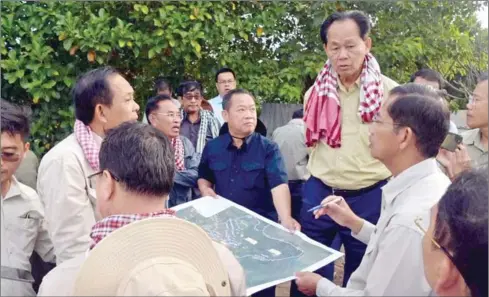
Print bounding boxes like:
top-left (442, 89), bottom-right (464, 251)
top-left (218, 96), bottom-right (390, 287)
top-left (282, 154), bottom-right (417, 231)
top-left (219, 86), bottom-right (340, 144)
top-left (198, 89), bottom-right (299, 228)
top-left (198, 89), bottom-right (300, 297)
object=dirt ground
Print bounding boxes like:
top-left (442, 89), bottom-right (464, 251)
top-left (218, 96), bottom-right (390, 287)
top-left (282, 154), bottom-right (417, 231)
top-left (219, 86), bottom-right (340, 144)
top-left (275, 246), bottom-right (345, 296)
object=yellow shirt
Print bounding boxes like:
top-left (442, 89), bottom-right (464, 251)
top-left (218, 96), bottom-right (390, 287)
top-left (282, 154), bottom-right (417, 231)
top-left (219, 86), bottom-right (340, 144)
top-left (304, 75), bottom-right (398, 190)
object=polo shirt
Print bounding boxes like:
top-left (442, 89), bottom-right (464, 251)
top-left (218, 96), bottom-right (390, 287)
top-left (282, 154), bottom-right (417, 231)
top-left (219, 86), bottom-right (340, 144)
top-left (198, 133), bottom-right (288, 218)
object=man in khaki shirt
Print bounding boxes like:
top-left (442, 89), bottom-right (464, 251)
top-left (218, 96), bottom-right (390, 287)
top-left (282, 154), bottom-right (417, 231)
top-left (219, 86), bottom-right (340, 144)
top-left (37, 67), bottom-right (140, 264)
top-left (38, 122), bottom-right (246, 296)
top-left (438, 72), bottom-right (488, 180)
top-left (1, 100), bottom-right (55, 296)
top-left (292, 11), bottom-right (398, 296)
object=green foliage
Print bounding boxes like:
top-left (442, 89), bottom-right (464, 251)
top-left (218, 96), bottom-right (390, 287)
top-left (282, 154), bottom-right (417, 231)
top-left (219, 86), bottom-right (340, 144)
top-left (1, 1), bottom-right (487, 155)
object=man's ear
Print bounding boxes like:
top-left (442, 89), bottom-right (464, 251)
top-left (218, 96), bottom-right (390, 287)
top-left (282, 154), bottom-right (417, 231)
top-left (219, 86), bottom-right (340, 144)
top-left (433, 257), bottom-right (467, 296)
top-left (222, 109), bottom-right (229, 122)
top-left (364, 36), bottom-right (372, 53)
top-left (23, 142), bottom-right (30, 158)
top-left (94, 104), bottom-right (108, 124)
top-left (99, 170), bottom-right (116, 202)
top-left (398, 127), bottom-right (414, 152)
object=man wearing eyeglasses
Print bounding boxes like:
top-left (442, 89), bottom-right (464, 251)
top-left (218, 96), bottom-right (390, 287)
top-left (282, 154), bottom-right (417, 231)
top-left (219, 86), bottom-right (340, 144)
top-left (179, 81), bottom-right (221, 155)
top-left (439, 72), bottom-right (488, 180)
top-left (1, 100), bottom-right (55, 296)
top-left (208, 67), bottom-right (237, 125)
top-left (295, 84), bottom-right (451, 296)
top-left (145, 94), bottom-right (200, 207)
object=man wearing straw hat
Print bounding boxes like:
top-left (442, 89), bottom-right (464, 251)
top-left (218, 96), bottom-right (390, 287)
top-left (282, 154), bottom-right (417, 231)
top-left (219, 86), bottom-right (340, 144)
top-left (38, 122), bottom-right (246, 296)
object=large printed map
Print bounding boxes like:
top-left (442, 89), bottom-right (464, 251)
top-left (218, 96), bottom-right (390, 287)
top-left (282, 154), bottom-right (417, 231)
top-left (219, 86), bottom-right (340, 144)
top-left (173, 197), bottom-right (343, 296)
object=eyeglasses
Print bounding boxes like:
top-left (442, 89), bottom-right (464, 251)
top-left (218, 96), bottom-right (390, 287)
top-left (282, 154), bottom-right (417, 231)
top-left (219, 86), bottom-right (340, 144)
top-left (183, 94), bottom-right (202, 101)
top-left (152, 112), bottom-right (182, 120)
top-left (1, 152), bottom-right (21, 162)
top-left (87, 170), bottom-right (121, 189)
top-left (217, 79), bottom-right (235, 85)
top-left (414, 216), bottom-right (457, 264)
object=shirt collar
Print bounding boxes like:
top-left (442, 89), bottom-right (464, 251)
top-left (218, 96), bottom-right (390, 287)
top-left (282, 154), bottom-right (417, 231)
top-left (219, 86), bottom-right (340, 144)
top-left (288, 119), bottom-right (304, 126)
top-left (463, 129), bottom-right (487, 152)
top-left (226, 132), bottom-right (255, 151)
top-left (337, 76), bottom-right (361, 93)
top-left (3, 176), bottom-right (22, 201)
top-left (382, 158), bottom-right (439, 206)
top-left (89, 209), bottom-right (176, 249)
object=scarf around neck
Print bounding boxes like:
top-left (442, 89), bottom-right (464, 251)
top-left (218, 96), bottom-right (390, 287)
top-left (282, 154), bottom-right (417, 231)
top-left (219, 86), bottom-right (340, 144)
top-left (304, 53), bottom-right (383, 148)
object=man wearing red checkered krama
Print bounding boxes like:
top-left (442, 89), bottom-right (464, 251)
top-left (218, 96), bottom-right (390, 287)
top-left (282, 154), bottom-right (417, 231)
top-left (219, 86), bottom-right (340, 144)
top-left (290, 10), bottom-right (398, 296)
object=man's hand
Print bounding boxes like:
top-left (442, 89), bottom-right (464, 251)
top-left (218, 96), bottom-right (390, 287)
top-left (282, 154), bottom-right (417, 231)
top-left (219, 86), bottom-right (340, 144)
top-left (295, 272), bottom-right (322, 296)
top-left (201, 188), bottom-right (218, 198)
top-left (280, 216), bottom-right (301, 233)
top-left (451, 144), bottom-right (472, 178)
top-left (437, 145), bottom-right (472, 180)
top-left (436, 148), bottom-right (452, 169)
top-left (313, 195), bottom-right (364, 234)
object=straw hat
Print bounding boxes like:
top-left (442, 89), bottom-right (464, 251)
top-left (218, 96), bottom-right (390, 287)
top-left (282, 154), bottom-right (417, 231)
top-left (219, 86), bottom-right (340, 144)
top-left (73, 217), bottom-right (231, 296)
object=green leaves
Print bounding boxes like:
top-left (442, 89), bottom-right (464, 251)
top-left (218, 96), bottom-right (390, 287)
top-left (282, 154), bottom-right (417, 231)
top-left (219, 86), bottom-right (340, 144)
top-left (1, 0), bottom-right (487, 156)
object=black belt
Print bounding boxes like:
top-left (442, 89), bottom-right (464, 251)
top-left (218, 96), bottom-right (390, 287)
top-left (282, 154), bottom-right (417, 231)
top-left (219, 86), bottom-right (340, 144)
top-left (325, 179), bottom-right (388, 198)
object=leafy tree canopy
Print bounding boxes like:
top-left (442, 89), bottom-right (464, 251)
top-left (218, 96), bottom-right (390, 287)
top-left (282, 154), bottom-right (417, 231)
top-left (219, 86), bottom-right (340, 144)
top-left (1, 0), bottom-right (487, 155)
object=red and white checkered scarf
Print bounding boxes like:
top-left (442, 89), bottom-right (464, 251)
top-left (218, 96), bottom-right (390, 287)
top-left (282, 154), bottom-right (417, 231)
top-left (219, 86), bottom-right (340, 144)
top-left (89, 209), bottom-right (176, 249)
top-left (74, 119), bottom-right (100, 171)
top-left (304, 53), bottom-right (383, 148)
top-left (171, 137), bottom-right (185, 171)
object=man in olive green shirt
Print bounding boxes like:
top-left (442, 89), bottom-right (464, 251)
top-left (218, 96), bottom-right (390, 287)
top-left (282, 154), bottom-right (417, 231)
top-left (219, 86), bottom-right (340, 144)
top-left (291, 11), bottom-right (398, 296)
top-left (439, 72), bottom-right (488, 180)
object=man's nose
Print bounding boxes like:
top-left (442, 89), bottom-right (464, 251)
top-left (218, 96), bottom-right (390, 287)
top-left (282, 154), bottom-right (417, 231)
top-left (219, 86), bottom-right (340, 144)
top-left (338, 47), bottom-right (348, 59)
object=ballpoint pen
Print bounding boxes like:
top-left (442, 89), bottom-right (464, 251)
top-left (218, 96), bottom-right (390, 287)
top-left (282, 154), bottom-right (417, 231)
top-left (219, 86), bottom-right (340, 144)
top-left (307, 197), bottom-right (343, 212)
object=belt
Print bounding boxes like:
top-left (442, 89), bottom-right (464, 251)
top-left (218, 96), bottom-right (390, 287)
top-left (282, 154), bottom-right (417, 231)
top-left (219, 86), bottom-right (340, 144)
top-left (326, 179), bottom-right (388, 198)
top-left (1, 266), bottom-right (34, 283)
top-left (288, 180), bottom-right (305, 185)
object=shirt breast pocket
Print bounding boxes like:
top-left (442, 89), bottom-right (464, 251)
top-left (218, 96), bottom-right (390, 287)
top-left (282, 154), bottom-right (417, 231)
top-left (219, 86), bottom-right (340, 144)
top-left (241, 162), bottom-right (265, 189)
top-left (7, 215), bottom-right (39, 252)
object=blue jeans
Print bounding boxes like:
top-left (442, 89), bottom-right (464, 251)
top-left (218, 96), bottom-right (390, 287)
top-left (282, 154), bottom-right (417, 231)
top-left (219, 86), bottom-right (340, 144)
top-left (290, 176), bottom-right (386, 296)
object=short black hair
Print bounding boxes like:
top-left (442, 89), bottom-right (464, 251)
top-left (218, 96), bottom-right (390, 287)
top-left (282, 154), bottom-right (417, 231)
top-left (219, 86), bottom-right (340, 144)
top-left (178, 81), bottom-right (203, 96)
top-left (390, 83), bottom-right (450, 121)
top-left (154, 78), bottom-right (172, 95)
top-left (409, 69), bottom-right (444, 89)
top-left (1, 99), bottom-right (31, 141)
top-left (434, 167), bottom-right (488, 297)
top-left (145, 94), bottom-right (173, 125)
top-left (222, 88), bottom-right (255, 110)
top-left (292, 109), bottom-right (303, 119)
top-left (73, 67), bottom-right (120, 125)
top-left (99, 122), bottom-right (174, 197)
top-left (387, 93), bottom-right (448, 158)
top-left (215, 67), bottom-right (236, 82)
top-left (478, 71), bottom-right (488, 83)
top-left (320, 10), bottom-right (371, 45)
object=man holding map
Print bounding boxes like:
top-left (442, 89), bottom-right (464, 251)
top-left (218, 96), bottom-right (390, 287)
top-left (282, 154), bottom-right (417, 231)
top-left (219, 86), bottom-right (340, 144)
top-left (198, 88), bottom-right (300, 297)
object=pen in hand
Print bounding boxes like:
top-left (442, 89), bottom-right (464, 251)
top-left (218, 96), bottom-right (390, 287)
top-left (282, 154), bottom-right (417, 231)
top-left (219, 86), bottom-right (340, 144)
top-left (307, 197), bottom-right (343, 213)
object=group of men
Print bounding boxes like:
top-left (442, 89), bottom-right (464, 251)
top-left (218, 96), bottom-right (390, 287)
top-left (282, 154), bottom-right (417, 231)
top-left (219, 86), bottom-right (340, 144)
top-left (1, 9), bottom-right (487, 297)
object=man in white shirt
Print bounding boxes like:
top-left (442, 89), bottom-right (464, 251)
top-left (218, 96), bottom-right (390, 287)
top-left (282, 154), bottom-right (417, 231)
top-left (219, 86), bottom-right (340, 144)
top-left (208, 67), bottom-right (237, 125)
top-left (1, 100), bottom-right (55, 296)
top-left (38, 122), bottom-right (246, 296)
top-left (37, 67), bottom-right (140, 264)
top-left (295, 83), bottom-right (451, 296)
top-left (272, 109), bottom-right (308, 220)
